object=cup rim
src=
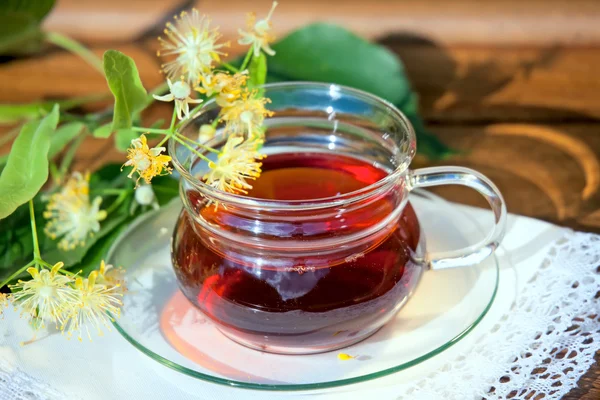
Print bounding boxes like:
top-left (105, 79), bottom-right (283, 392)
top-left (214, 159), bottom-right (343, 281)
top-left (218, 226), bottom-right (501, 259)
top-left (169, 81), bottom-right (417, 210)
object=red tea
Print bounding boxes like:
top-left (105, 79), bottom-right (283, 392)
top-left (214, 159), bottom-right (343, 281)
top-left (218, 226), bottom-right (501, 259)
top-left (172, 152), bottom-right (423, 352)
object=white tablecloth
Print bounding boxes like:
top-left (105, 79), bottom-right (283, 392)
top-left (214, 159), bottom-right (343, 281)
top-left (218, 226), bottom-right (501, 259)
top-left (1, 206), bottom-right (598, 400)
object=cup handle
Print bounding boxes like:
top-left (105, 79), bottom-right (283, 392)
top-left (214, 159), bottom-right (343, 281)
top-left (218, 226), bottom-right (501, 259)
top-left (407, 166), bottom-right (507, 270)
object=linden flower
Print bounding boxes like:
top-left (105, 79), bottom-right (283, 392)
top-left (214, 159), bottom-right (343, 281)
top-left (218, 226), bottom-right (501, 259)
top-left (44, 173), bottom-right (108, 250)
top-left (238, 1), bottom-right (278, 57)
top-left (9, 262), bottom-right (77, 328)
top-left (158, 9), bottom-right (228, 83)
top-left (96, 260), bottom-right (127, 296)
top-left (220, 90), bottom-right (273, 138)
top-left (62, 270), bottom-right (123, 341)
top-left (197, 72), bottom-right (247, 108)
top-left (153, 78), bottom-right (203, 120)
top-left (203, 136), bottom-right (265, 194)
top-left (123, 134), bottom-right (172, 185)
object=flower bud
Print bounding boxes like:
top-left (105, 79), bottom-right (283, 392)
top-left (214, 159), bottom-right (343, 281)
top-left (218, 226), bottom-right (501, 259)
top-left (135, 185), bottom-right (156, 206)
top-left (198, 124), bottom-right (216, 143)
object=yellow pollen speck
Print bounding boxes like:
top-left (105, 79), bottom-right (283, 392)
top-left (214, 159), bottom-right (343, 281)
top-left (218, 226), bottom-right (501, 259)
top-left (338, 353), bottom-right (355, 361)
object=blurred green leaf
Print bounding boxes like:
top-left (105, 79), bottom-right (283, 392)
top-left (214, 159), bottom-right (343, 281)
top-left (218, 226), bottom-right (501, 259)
top-left (93, 123), bottom-right (113, 138)
top-left (103, 50), bottom-right (148, 130)
top-left (151, 175), bottom-right (180, 206)
top-left (49, 121), bottom-right (84, 159)
top-left (115, 128), bottom-right (138, 152)
top-left (0, 95), bottom-right (109, 126)
top-left (0, 0), bottom-right (56, 22)
top-left (248, 52), bottom-right (267, 93)
top-left (150, 119), bottom-right (166, 129)
top-left (269, 23), bottom-right (411, 105)
top-left (0, 198), bottom-right (44, 274)
top-left (0, 1), bottom-right (56, 55)
top-left (261, 23), bottom-right (454, 159)
top-left (0, 105), bottom-right (59, 219)
top-left (0, 13), bottom-right (41, 55)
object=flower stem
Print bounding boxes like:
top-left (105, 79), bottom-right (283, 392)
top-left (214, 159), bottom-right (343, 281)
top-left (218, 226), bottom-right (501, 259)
top-left (220, 62), bottom-right (239, 73)
top-left (175, 132), bottom-right (219, 154)
top-left (169, 109), bottom-right (178, 132)
top-left (93, 188), bottom-right (125, 196)
top-left (174, 137), bottom-right (212, 164)
top-left (0, 260), bottom-right (35, 289)
top-left (45, 32), bottom-right (104, 74)
top-left (131, 127), bottom-right (170, 135)
top-left (156, 133), bottom-right (171, 148)
top-left (239, 48), bottom-right (254, 71)
top-left (59, 133), bottom-right (87, 178)
top-left (175, 104), bottom-right (204, 130)
top-left (29, 200), bottom-right (42, 261)
top-left (105, 191), bottom-right (129, 214)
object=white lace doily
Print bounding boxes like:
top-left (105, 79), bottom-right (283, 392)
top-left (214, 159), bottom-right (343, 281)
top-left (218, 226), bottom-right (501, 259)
top-left (0, 347), bottom-right (64, 400)
top-left (396, 231), bottom-right (600, 399)
top-left (0, 230), bottom-right (598, 400)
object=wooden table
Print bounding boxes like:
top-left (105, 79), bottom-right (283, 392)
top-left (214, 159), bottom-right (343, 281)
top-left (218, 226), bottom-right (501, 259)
top-left (1, 0), bottom-right (598, 397)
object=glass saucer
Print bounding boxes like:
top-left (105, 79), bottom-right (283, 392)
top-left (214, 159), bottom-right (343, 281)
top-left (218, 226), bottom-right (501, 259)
top-left (108, 190), bottom-right (499, 391)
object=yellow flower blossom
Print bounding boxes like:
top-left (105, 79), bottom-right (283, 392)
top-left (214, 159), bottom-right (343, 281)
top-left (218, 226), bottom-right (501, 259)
top-left (44, 173), bottom-right (107, 250)
top-left (123, 134), bottom-right (172, 186)
top-left (8, 262), bottom-right (77, 328)
top-left (203, 136), bottom-right (265, 195)
top-left (197, 72), bottom-right (247, 108)
top-left (96, 260), bottom-right (126, 295)
top-left (158, 9), bottom-right (229, 84)
top-left (220, 90), bottom-right (273, 138)
top-left (153, 78), bottom-right (203, 120)
top-left (62, 270), bottom-right (123, 341)
top-left (238, 1), bottom-right (278, 57)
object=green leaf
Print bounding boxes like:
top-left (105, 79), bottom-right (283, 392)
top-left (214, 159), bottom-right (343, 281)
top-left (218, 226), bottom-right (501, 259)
top-left (93, 123), bottom-right (113, 138)
top-left (0, 0), bottom-right (56, 22)
top-left (115, 129), bottom-right (139, 152)
top-left (150, 119), bottom-right (166, 129)
top-left (263, 23), bottom-right (454, 159)
top-left (103, 50), bottom-right (148, 130)
top-left (0, 1), bottom-right (56, 55)
top-left (0, 13), bottom-right (41, 55)
top-left (0, 196), bottom-right (45, 274)
top-left (407, 115), bottom-right (454, 159)
top-left (48, 122), bottom-right (84, 159)
top-left (0, 104), bottom-right (59, 219)
top-left (0, 95), bottom-right (107, 126)
top-left (0, 103), bottom-right (43, 125)
top-left (151, 175), bottom-right (180, 206)
top-left (269, 23), bottom-right (411, 105)
top-left (248, 52), bottom-right (267, 93)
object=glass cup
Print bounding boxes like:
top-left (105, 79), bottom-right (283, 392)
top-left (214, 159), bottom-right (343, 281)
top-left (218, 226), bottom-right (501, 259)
top-left (169, 82), bottom-right (507, 354)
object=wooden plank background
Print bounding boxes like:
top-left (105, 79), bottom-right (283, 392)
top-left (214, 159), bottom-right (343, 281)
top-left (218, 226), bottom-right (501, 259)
top-left (1, 0), bottom-right (599, 398)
